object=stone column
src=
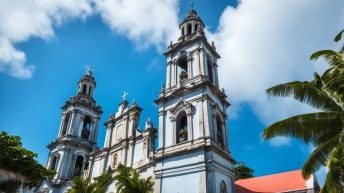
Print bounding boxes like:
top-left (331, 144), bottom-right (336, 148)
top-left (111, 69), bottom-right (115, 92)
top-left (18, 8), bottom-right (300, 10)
top-left (174, 60), bottom-right (178, 86)
top-left (171, 61), bottom-right (176, 86)
top-left (87, 157), bottom-right (95, 182)
top-left (158, 110), bottom-right (165, 148)
top-left (123, 116), bottom-right (129, 139)
top-left (67, 110), bottom-right (76, 134)
top-left (186, 109), bottom-right (193, 141)
top-left (89, 120), bottom-right (95, 141)
top-left (93, 118), bottom-right (100, 143)
top-left (77, 117), bottom-right (84, 137)
top-left (199, 49), bottom-right (205, 75)
top-left (224, 117), bottom-right (229, 150)
top-left (170, 116), bottom-right (176, 145)
top-left (126, 140), bottom-right (135, 167)
top-left (212, 112), bottom-right (217, 141)
top-left (61, 149), bottom-right (70, 178)
top-left (70, 155), bottom-right (77, 177)
top-left (58, 113), bottom-right (65, 137)
top-left (214, 63), bottom-right (219, 87)
top-left (195, 50), bottom-right (200, 75)
top-left (166, 61), bottom-right (171, 89)
top-left (105, 123), bottom-right (113, 148)
top-left (56, 152), bottom-right (63, 179)
top-left (203, 100), bottom-right (211, 137)
top-left (187, 53), bottom-right (193, 79)
top-left (197, 100), bottom-right (204, 137)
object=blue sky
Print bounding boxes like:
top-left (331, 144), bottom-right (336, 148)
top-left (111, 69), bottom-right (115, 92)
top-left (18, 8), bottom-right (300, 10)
top-left (1, 0), bottom-right (344, 186)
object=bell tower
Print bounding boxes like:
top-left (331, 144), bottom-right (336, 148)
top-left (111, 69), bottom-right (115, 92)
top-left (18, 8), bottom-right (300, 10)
top-left (154, 9), bottom-right (235, 193)
top-left (46, 67), bottom-right (102, 183)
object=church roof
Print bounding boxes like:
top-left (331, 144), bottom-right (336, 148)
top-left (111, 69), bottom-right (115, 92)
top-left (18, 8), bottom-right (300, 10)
top-left (235, 170), bottom-right (318, 193)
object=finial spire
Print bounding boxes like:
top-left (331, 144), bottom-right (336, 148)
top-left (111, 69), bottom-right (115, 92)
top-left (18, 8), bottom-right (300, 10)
top-left (87, 64), bottom-right (93, 75)
top-left (190, 2), bottom-right (194, 10)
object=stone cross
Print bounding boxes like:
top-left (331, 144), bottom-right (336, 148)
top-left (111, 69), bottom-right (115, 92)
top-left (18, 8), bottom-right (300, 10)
top-left (122, 91), bottom-right (128, 101)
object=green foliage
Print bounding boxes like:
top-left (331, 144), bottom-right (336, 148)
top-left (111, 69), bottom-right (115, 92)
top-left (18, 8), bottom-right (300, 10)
top-left (66, 172), bottom-right (113, 193)
top-left (234, 162), bottom-right (255, 180)
top-left (0, 179), bottom-right (21, 193)
top-left (114, 164), bottom-right (154, 193)
top-left (263, 29), bottom-right (344, 193)
top-left (0, 131), bottom-right (55, 188)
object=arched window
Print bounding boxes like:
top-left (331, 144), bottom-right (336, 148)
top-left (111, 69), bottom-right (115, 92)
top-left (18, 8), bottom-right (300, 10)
top-left (49, 156), bottom-right (58, 171)
top-left (216, 115), bottom-right (224, 147)
top-left (73, 155), bottom-right (84, 177)
top-left (88, 87), bottom-right (92, 96)
top-left (220, 180), bottom-right (228, 193)
top-left (187, 24), bottom-right (192, 35)
top-left (178, 57), bottom-right (188, 72)
top-left (82, 84), bottom-right (87, 94)
top-left (61, 112), bottom-right (70, 136)
top-left (81, 116), bottom-right (91, 140)
top-left (207, 59), bottom-right (214, 83)
top-left (176, 112), bottom-right (188, 143)
top-left (181, 27), bottom-right (184, 36)
top-left (195, 24), bottom-right (199, 32)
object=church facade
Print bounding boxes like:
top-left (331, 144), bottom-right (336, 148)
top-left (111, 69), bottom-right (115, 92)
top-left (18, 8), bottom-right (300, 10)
top-left (34, 9), bottom-right (235, 193)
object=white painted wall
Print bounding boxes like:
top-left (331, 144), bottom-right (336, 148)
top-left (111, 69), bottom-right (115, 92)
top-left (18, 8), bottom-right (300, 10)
top-left (161, 172), bottom-right (200, 193)
top-left (133, 141), bottom-right (143, 164)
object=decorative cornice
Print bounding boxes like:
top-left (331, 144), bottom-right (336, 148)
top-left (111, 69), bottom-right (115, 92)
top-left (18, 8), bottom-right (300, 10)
top-left (164, 36), bottom-right (220, 59)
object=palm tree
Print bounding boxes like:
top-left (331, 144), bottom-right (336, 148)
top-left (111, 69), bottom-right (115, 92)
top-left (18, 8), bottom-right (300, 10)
top-left (66, 172), bottom-right (113, 193)
top-left (263, 29), bottom-right (344, 193)
top-left (114, 164), bottom-right (154, 193)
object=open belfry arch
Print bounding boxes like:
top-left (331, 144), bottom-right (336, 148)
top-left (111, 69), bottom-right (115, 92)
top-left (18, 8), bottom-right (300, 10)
top-left (34, 8), bottom-right (234, 193)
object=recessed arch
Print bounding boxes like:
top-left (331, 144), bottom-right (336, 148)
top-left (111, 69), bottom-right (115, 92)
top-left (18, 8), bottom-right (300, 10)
top-left (49, 155), bottom-right (59, 171)
top-left (82, 84), bottom-right (87, 94)
top-left (216, 114), bottom-right (224, 147)
top-left (176, 111), bottom-right (188, 143)
top-left (81, 116), bottom-right (92, 140)
top-left (73, 155), bottom-right (84, 177)
top-left (187, 23), bottom-right (192, 35)
top-left (61, 112), bottom-right (70, 136)
top-left (207, 59), bottom-right (214, 83)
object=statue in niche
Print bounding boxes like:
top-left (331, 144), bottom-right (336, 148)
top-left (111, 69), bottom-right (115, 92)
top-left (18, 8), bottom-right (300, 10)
top-left (220, 180), bottom-right (227, 193)
top-left (112, 154), bottom-right (118, 168)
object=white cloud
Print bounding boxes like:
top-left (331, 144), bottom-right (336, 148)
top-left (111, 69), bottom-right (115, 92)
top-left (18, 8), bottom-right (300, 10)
top-left (95, 0), bottom-right (180, 51)
top-left (268, 136), bottom-right (291, 147)
top-left (147, 58), bottom-right (161, 72)
top-left (0, 0), bottom-right (93, 79)
top-left (208, 0), bottom-right (344, 128)
top-left (0, 0), bottom-right (180, 79)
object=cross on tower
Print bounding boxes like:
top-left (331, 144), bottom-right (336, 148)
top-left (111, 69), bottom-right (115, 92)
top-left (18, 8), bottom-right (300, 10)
top-left (190, 2), bottom-right (194, 10)
top-left (122, 91), bottom-right (128, 101)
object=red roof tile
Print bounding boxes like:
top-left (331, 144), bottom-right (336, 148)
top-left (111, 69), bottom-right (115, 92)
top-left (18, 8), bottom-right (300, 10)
top-left (235, 170), bottom-right (309, 193)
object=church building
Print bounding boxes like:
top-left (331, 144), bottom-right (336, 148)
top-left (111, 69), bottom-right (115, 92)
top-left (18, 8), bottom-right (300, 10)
top-left (33, 9), bottom-right (235, 193)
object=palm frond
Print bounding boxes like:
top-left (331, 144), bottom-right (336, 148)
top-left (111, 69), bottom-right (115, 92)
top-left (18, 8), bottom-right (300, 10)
top-left (334, 29), bottom-right (344, 42)
top-left (301, 135), bottom-right (339, 179)
top-left (266, 81), bottom-right (342, 112)
top-left (263, 112), bottom-right (343, 144)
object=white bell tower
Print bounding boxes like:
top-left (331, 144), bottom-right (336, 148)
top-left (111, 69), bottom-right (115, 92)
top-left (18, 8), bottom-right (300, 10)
top-left (154, 9), bottom-right (235, 193)
top-left (46, 67), bottom-right (102, 183)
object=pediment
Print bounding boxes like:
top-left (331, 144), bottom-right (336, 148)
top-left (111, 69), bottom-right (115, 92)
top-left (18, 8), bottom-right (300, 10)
top-left (34, 179), bottom-right (53, 193)
top-left (170, 99), bottom-right (191, 114)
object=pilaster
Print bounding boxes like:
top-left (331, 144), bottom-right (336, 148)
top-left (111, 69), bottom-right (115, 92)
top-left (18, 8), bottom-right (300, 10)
top-left (158, 110), bottom-right (165, 148)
